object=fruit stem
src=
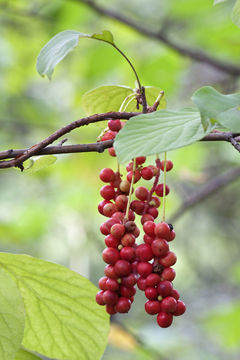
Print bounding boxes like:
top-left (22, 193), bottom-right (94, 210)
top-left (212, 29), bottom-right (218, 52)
top-left (143, 154), bottom-right (161, 215)
top-left (162, 152), bottom-right (167, 222)
top-left (125, 158), bottom-right (136, 220)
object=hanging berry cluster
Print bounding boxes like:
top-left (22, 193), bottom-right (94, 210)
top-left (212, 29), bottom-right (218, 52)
top-left (96, 119), bottom-right (186, 328)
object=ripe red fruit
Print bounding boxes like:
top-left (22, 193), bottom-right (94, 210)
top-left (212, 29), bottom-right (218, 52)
top-left (133, 226), bottom-right (140, 238)
top-left (96, 291), bottom-right (105, 305)
top-left (130, 200), bottom-right (145, 215)
top-left (116, 297), bottom-right (131, 313)
top-left (157, 281), bottom-right (173, 297)
top-left (100, 185), bottom-right (115, 200)
top-left (103, 203), bottom-right (117, 217)
top-left (105, 234), bottom-right (119, 248)
top-left (137, 262), bottom-right (153, 277)
top-left (135, 186), bottom-right (149, 201)
top-left (145, 300), bottom-right (161, 315)
top-left (103, 290), bottom-right (118, 305)
top-left (120, 286), bottom-right (136, 298)
top-left (106, 278), bottom-right (120, 291)
top-left (104, 265), bottom-right (118, 279)
top-left (151, 239), bottom-right (169, 257)
top-left (109, 147), bottom-right (117, 156)
top-left (146, 273), bottom-right (161, 287)
top-left (155, 184), bottom-right (170, 197)
top-left (126, 162), bottom-right (133, 172)
top-left (137, 277), bottom-right (147, 290)
top-left (124, 221), bottom-right (136, 233)
top-left (102, 248), bottom-right (120, 265)
top-left (161, 296), bottom-right (177, 313)
top-left (167, 229), bottom-right (176, 242)
top-left (106, 304), bottom-right (117, 315)
top-left (141, 214), bottom-right (154, 225)
top-left (122, 274), bottom-right (137, 288)
top-left (111, 212), bottom-right (125, 222)
top-left (100, 222), bottom-right (110, 235)
top-left (173, 300), bottom-right (186, 316)
top-left (145, 287), bottom-right (158, 300)
top-left (121, 233), bottom-right (135, 247)
top-left (101, 130), bottom-right (117, 141)
top-left (171, 289), bottom-right (180, 300)
top-left (147, 207), bottom-right (158, 219)
top-left (160, 160), bottom-right (173, 172)
top-left (111, 223), bottom-right (125, 238)
top-left (114, 260), bottom-right (132, 276)
top-left (161, 267), bottom-right (176, 282)
top-left (105, 218), bottom-right (121, 232)
top-left (159, 251), bottom-right (177, 267)
top-left (115, 195), bottom-right (128, 211)
top-left (120, 247), bottom-right (136, 262)
top-left (108, 119), bottom-right (121, 131)
top-left (141, 166), bottom-right (154, 180)
top-left (135, 156), bottom-right (146, 165)
top-left (136, 244), bottom-right (154, 262)
top-left (143, 234), bottom-right (154, 245)
top-left (99, 168), bottom-right (115, 182)
top-left (127, 170), bottom-right (141, 183)
top-left (157, 312), bottom-right (173, 328)
top-left (154, 222), bottom-right (171, 239)
top-left (98, 276), bottom-right (108, 290)
top-left (98, 200), bottom-right (111, 215)
top-left (143, 221), bottom-right (156, 236)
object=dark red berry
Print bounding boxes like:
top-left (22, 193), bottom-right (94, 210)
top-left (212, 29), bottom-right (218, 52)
top-left (154, 222), bottom-right (171, 239)
top-left (102, 247), bottom-right (120, 265)
top-left (147, 207), bottom-right (158, 219)
top-left (136, 244), bottom-right (154, 262)
top-left (137, 277), bottom-right (147, 290)
top-left (106, 278), bottom-right (120, 291)
top-left (135, 156), bottom-right (146, 165)
top-left (99, 168), bottom-right (115, 182)
top-left (161, 267), bottom-right (176, 282)
top-left (145, 287), bottom-right (158, 300)
top-left (104, 265), bottom-right (118, 279)
top-left (108, 119), bottom-right (121, 132)
top-left (115, 195), bottom-right (128, 211)
top-left (114, 260), bottom-right (132, 276)
top-left (98, 276), bottom-right (108, 290)
top-left (96, 291), bottom-right (105, 305)
top-left (155, 184), bottom-right (170, 197)
top-left (100, 185), bottom-right (115, 200)
top-left (105, 234), bottom-right (119, 248)
top-left (103, 290), bottom-right (118, 305)
top-left (161, 296), bottom-right (177, 313)
top-left (157, 281), bottom-right (173, 297)
top-left (173, 300), bottom-right (186, 316)
top-left (122, 274), bottom-right (137, 288)
top-left (143, 221), bottom-right (156, 236)
top-left (160, 160), bottom-right (173, 172)
top-left (120, 286), bottom-right (136, 298)
top-left (135, 186), bottom-right (149, 201)
top-left (171, 289), bottom-right (180, 300)
top-left (141, 166), bottom-right (154, 180)
top-left (106, 304), bottom-right (117, 315)
top-left (151, 238), bottom-right (169, 257)
top-left (159, 251), bottom-right (177, 267)
top-left (143, 234), bottom-right (155, 245)
top-left (157, 312), bottom-right (173, 328)
top-left (103, 203), bottom-right (117, 217)
top-left (120, 247), bottom-right (136, 262)
top-left (146, 273), bottom-right (161, 287)
top-left (137, 262), bottom-right (153, 277)
top-left (121, 233), bottom-right (135, 247)
top-left (111, 223), bottom-right (125, 239)
top-left (127, 170), bottom-right (141, 183)
top-left (141, 214), bottom-right (154, 225)
top-left (116, 297), bottom-right (131, 313)
top-left (145, 300), bottom-right (161, 315)
top-left (130, 200), bottom-right (145, 215)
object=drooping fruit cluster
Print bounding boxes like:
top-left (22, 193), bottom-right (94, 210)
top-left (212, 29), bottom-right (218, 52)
top-left (96, 119), bottom-right (185, 327)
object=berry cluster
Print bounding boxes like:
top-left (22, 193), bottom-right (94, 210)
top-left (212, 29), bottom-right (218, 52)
top-left (96, 119), bottom-right (185, 327)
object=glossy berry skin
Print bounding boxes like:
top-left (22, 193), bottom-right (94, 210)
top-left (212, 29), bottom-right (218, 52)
top-left (147, 207), bottom-right (158, 219)
top-left (120, 247), bottom-right (136, 262)
top-left (115, 195), bottom-right (128, 211)
top-left (103, 290), bottom-right (118, 305)
top-left (106, 278), bottom-right (120, 292)
top-left (102, 247), bottom-right (120, 265)
top-left (127, 170), bottom-right (141, 183)
top-left (141, 167), bottom-right (154, 180)
top-left (159, 251), bottom-right (177, 267)
top-left (161, 267), bottom-right (176, 282)
top-left (122, 274), bottom-right (137, 288)
top-left (171, 289), bottom-right (180, 300)
top-left (157, 281), bottom-right (173, 297)
top-left (104, 265), bottom-right (118, 279)
top-left (103, 203), bottom-right (117, 217)
top-left (155, 184), bottom-right (170, 197)
top-left (121, 233), bottom-right (135, 247)
top-left (108, 119), bottom-right (121, 131)
top-left (136, 156), bottom-right (146, 165)
top-left (101, 130), bottom-right (117, 141)
top-left (154, 222), bottom-right (171, 239)
top-left (114, 260), bottom-right (132, 276)
top-left (120, 286), bottom-right (136, 298)
top-left (116, 297), bottom-right (131, 313)
top-left (151, 239), bottom-right (169, 257)
top-left (145, 300), bottom-right (161, 315)
top-left (135, 186), bottom-right (149, 201)
top-left (141, 214), bottom-right (154, 225)
top-left (161, 296), bottom-right (177, 313)
top-left (96, 291), bottom-right (105, 305)
top-left (145, 287), bottom-right (158, 300)
top-left (173, 300), bottom-right (186, 316)
top-left (136, 244), bottom-right (154, 262)
top-left (157, 312), bottom-right (173, 328)
top-left (105, 234), bottom-right (119, 248)
top-left (106, 304), bottom-right (117, 315)
top-left (143, 221), bottom-right (156, 236)
top-left (137, 277), bottom-right (147, 290)
top-left (160, 160), bottom-right (173, 172)
top-left (98, 200), bottom-right (111, 215)
top-left (143, 234), bottom-right (154, 245)
top-left (99, 168), bottom-right (115, 183)
top-left (137, 262), bottom-right (153, 277)
top-left (100, 185), bottom-right (115, 200)
top-left (130, 200), bottom-right (145, 215)
top-left (98, 277), bottom-right (108, 290)
top-left (111, 224), bottom-right (125, 239)
top-left (146, 273), bottom-right (161, 287)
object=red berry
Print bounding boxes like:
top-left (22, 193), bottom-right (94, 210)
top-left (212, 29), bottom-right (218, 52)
top-left (154, 222), bottom-right (171, 239)
top-left (157, 281), bottom-right (173, 297)
top-left (143, 221), bottom-right (156, 236)
top-left (106, 304), bottom-right (117, 315)
top-left (100, 222), bottom-right (110, 235)
top-left (98, 200), bottom-right (111, 215)
top-left (141, 167), bottom-right (154, 180)
top-left (103, 290), bottom-right (118, 305)
top-left (161, 296), bottom-right (177, 313)
top-left (122, 274), bottom-right (137, 288)
top-left (149, 196), bottom-right (161, 208)
top-left (130, 200), bottom-right (145, 215)
top-left (171, 289), bottom-right (180, 300)
top-left (127, 170), bottom-right (141, 183)
top-left (105, 218), bottom-right (120, 232)
top-left (143, 234), bottom-right (155, 245)
top-left (111, 223), bottom-right (125, 239)
top-left (115, 195), bottom-right (128, 211)
top-left (145, 300), bottom-right (161, 315)
top-left (105, 234), bottom-right (119, 248)
top-left (99, 168), bottom-right (115, 182)
top-left (98, 276), bottom-right (108, 290)
top-left (108, 119), bottom-right (121, 132)
top-left (102, 248), bottom-right (120, 265)
top-left (148, 165), bottom-right (158, 176)
top-left (121, 233), bottom-right (135, 247)
top-left (96, 291), bottom-right (105, 305)
top-left (137, 262), bottom-right (153, 277)
top-left (151, 239), bottom-right (169, 257)
top-left (124, 221), bottom-right (136, 233)
top-left (116, 297), bottom-right (131, 313)
top-left (147, 207), bottom-right (158, 219)
top-left (133, 226), bottom-right (140, 238)
top-left (173, 300), bottom-right (186, 316)
top-left (104, 265), bottom-right (118, 279)
top-left (167, 229), bottom-right (176, 242)
top-left (136, 156), bottom-right (146, 165)
top-left (126, 162), bottom-right (133, 172)
top-left (145, 287), bottom-right (158, 300)
top-left (120, 247), bottom-right (136, 262)
top-left (157, 312), bottom-right (173, 328)
top-left (136, 244), bottom-right (154, 262)
top-left (108, 147), bottom-right (116, 157)
top-left (155, 184), bottom-right (170, 197)
top-left (161, 267), bottom-right (176, 282)
top-left (100, 185), bottom-right (115, 200)
top-left (111, 212), bottom-right (125, 222)
top-left (120, 286), bottom-right (136, 298)
top-left (137, 277), bottom-right (147, 290)
top-left (114, 260), bottom-right (132, 276)
top-left (135, 186), bottom-right (149, 201)
top-left (101, 130), bottom-right (117, 141)
top-left (146, 273), bottom-right (161, 287)
top-left (159, 251), bottom-right (177, 267)
top-left (160, 160), bottom-right (173, 172)
top-left (103, 203), bottom-right (117, 217)
top-left (141, 214), bottom-right (154, 225)
top-left (106, 278), bottom-right (120, 291)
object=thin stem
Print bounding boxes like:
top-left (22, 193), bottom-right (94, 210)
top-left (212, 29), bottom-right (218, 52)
top-left (119, 93), bottom-right (136, 112)
top-left (162, 152), bottom-right (167, 222)
top-left (125, 158), bottom-right (136, 220)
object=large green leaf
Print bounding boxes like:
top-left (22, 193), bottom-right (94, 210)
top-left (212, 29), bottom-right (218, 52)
top-left (216, 107), bottom-right (240, 131)
top-left (0, 267), bottom-right (25, 360)
top-left (82, 85), bottom-right (166, 115)
top-left (0, 253), bottom-right (109, 360)
top-left (25, 155), bottom-right (57, 174)
top-left (37, 30), bottom-right (115, 79)
top-left (232, 0), bottom-right (240, 27)
top-left (192, 86), bottom-right (240, 130)
top-left (14, 349), bottom-right (41, 360)
top-left (213, 0), bottom-right (229, 4)
top-left (114, 109), bottom-right (208, 163)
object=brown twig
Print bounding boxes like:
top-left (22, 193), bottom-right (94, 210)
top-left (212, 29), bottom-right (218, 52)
top-left (170, 166), bottom-right (240, 223)
top-left (76, 0), bottom-right (240, 76)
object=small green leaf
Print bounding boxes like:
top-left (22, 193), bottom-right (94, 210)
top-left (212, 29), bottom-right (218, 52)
top-left (0, 253), bottom-right (109, 360)
top-left (192, 86), bottom-right (240, 130)
top-left (37, 30), bottom-right (90, 79)
top-left (14, 348), bottom-right (41, 360)
top-left (0, 267), bottom-right (25, 360)
top-left (91, 30), bottom-right (115, 45)
top-left (216, 107), bottom-right (240, 131)
top-left (232, 0), bottom-right (240, 27)
top-left (25, 155), bottom-right (57, 173)
top-left (115, 109), bottom-right (208, 163)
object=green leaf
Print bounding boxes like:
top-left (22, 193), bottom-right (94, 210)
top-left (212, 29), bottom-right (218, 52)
top-left (0, 253), bottom-right (109, 360)
top-left (91, 30), bottom-right (115, 45)
top-left (37, 30), bottom-right (90, 79)
top-left (192, 86), bottom-right (240, 130)
top-left (14, 348), bottom-right (41, 360)
top-left (216, 107), bottom-right (240, 131)
top-left (25, 155), bottom-right (57, 173)
top-left (213, 0), bottom-right (229, 5)
top-left (232, 0), bottom-right (240, 27)
top-left (115, 109), bottom-right (208, 163)
top-left (0, 267), bottom-right (25, 360)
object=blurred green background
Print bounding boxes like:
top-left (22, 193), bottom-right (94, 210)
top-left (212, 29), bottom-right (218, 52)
top-left (0, 0), bottom-right (240, 359)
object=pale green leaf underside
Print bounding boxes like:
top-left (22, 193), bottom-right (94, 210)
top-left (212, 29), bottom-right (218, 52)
top-left (14, 348), bottom-right (41, 360)
top-left (37, 30), bottom-right (114, 79)
top-left (0, 253), bottom-right (109, 360)
top-left (82, 85), bottom-right (166, 116)
top-left (115, 109), bottom-right (207, 163)
top-left (25, 155), bottom-right (57, 174)
top-left (232, 0), bottom-right (240, 27)
top-left (213, 0), bottom-right (229, 5)
top-left (192, 86), bottom-right (240, 130)
top-left (0, 267), bottom-right (25, 360)
top-left (216, 107), bottom-right (240, 131)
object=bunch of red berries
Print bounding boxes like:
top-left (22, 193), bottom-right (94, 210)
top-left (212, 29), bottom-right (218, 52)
top-left (96, 119), bottom-right (185, 328)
